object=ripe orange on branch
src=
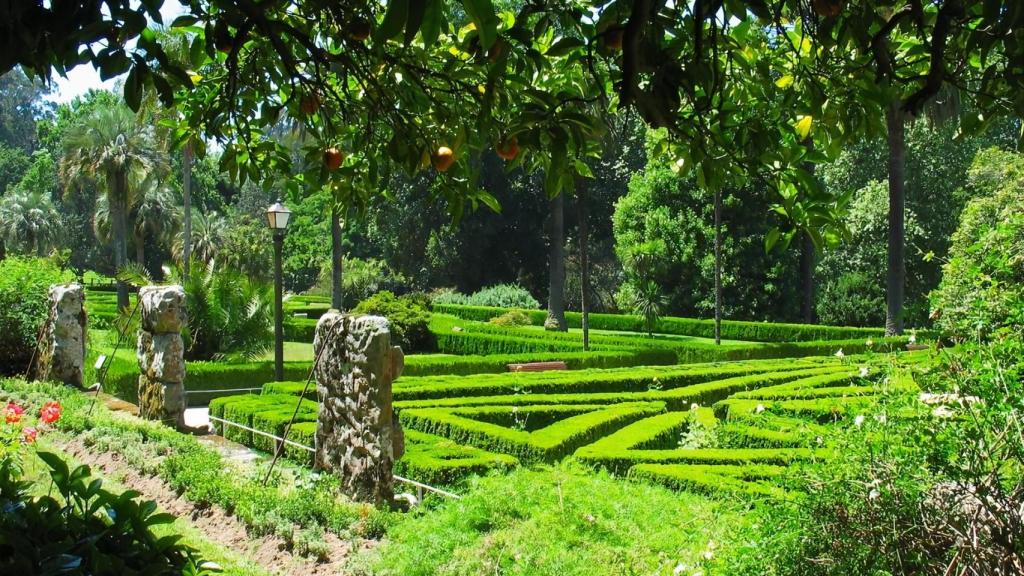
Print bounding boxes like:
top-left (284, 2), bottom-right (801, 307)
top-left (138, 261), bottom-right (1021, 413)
top-left (323, 148), bottom-right (345, 171)
top-left (432, 146), bottom-right (455, 172)
top-left (496, 137), bottom-right (519, 161)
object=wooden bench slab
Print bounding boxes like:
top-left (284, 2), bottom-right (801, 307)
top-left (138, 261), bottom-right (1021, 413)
top-left (507, 361), bottom-right (568, 373)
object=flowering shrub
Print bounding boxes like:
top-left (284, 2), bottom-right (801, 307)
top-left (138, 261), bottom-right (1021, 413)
top-left (1, 399), bottom-right (61, 465)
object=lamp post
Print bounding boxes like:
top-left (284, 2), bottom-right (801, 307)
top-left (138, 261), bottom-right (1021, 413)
top-left (265, 200), bottom-right (291, 381)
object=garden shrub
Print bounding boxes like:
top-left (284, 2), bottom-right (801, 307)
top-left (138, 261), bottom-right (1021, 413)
top-left (353, 291), bottom-right (433, 352)
top-left (0, 256), bottom-right (64, 376)
top-left (181, 264), bottom-right (274, 361)
top-left (431, 284), bottom-right (539, 309)
top-left (394, 430), bottom-right (518, 486)
top-left (931, 148), bottom-right (1024, 339)
top-left (0, 451), bottom-right (206, 574)
top-left (488, 309), bottom-right (531, 327)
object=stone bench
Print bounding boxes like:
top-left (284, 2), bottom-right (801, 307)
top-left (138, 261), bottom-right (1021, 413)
top-left (506, 361), bottom-right (568, 373)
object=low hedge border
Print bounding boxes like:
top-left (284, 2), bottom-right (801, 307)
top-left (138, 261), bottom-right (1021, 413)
top-left (433, 304), bottom-right (885, 342)
top-left (390, 366), bottom-right (853, 411)
top-left (394, 430), bottom-right (519, 486)
top-left (628, 463), bottom-right (792, 499)
top-left (398, 401), bottom-right (667, 462)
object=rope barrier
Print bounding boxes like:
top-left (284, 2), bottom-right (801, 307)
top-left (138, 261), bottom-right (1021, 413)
top-left (211, 414), bottom-right (460, 499)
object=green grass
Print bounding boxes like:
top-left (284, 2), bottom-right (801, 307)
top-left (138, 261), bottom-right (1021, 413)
top-left (368, 462), bottom-right (744, 576)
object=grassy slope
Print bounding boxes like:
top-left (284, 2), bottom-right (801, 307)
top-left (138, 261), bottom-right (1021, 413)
top-left (369, 462), bottom-right (742, 576)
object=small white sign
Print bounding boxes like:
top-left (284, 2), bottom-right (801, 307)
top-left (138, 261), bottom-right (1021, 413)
top-left (93, 355), bottom-right (107, 370)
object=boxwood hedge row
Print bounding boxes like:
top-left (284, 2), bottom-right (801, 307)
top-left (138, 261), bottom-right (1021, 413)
top-left (432, 304), bottom-right (885, 342)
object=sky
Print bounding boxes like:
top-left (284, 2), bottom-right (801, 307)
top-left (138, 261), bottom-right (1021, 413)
top-left (47, 0), bottom-right (186, 104)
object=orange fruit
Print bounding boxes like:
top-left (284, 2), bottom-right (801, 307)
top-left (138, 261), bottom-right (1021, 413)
top-left (431, 146), bottom-right (455, 172)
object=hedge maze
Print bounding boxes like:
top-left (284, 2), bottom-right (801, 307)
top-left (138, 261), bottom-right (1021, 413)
top-left (213, 351), bottom-right (927, 497)
top-left (87, 288), bottom-right (928, 497)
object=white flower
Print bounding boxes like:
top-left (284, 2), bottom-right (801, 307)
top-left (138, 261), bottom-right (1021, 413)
top-left (865, 338), bottom-right (874, 347)
top-left (854, 414), bottom-right (865, 427)
top-left (815, 436), bottom-right (824, 445)
top-left (702, 549), bottom-right (714, 561)
top-left (834, 349), bottom-right (845, 360)
top-left (690, 403), bottom-right (700, 411)
top-left (755, 403), bottom-right (766, 414)
top-left (908, 332), bottom-right (917, 344)
top-left (868, 488), bottom-right (880, 500)
top-left (875, 413), bottom-right (887, 424)
top-left (859, 366), bottom-right (870, 378)
top-left (673, 563), bottom-right (688, 575)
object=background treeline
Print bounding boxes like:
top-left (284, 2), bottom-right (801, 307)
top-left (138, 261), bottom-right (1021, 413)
top-left (0, 69), bottom-right (1018, 328)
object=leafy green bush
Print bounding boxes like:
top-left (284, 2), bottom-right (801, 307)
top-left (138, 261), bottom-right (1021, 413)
top-left (431, 284), bottom-right (539, 309)
top-left (488, 310), bottom-right (531, 327)
top-left (354, 291), bottom-right (433, 352)
top-left (182, 264), bottom-right (274, 361)
top-left (0, 451), bottom-right (205, 574)
top-left (0, 256), bottom-right (64, 376)
top-left (816, 271), bottom-right (885, 327)
top-left (931, 148), bottom-right (1024, 339)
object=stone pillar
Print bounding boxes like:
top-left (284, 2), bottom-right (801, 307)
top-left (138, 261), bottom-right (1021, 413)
top-left (136, 285), bottom-right (186, 428)
top-left (314, 312), bottom-right (405, 505)
top-left (34, 283), bottom-right (87, 386)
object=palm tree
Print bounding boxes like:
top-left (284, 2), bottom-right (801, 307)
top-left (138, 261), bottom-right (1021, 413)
top-left (174, 210), bottom-right (226, 265)
top-left (132, 178), bottom-right (178, 268)
top-left (93, 177), bottom-right (179, 271)
top-left (61, 105), bottom-right (162, 309)
top-left (0, 188), bottom-right (59, 255)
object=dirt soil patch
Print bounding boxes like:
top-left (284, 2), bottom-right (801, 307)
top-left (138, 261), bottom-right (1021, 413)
top-left (60, 438), bottom-right (363, 576)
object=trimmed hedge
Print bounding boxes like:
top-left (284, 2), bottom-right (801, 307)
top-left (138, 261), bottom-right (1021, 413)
top-left (431, 314), bottom-right (911, 364)
top-left (628, 463), bottom-right (791, 498)
top-left (398, 402), bottom-right (667, 462)
top-left (395, 430), bottom-right (519, 485)
top-left (391, 360), bottom-right (840, 401)
top-left (433, 304), bottom-right (885, 342)
top-left (402, 349), bottom-right (677, 376)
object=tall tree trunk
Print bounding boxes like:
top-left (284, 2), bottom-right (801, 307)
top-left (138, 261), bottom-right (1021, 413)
top-left (714, 188), bottom-right (722, 345)
top-left (34, 232), bottom-right (44, 257)
top-left (800, 232), bottom-right (816, 324)
top-left (135, 230), bottom-right (145, 268)
top-left (545, 193), bottom-right (567, 331)
top-left (330, 203), bottom-right (344, 310)
top-left (575, 178), bottom-right (591, 351)
top-left (112, 172), bottom-right (130, 310)
top-left (182, 140), bottom-right (193, 281)
top-left (885, 101), bottom-right (906, 335)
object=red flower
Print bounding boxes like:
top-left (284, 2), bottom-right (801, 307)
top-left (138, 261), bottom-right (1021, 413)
top-left (39, 401), bottom-right (61, 425)
top-left (22, 427), bottom-right (38, 443)
top-left (5, 402), bottom-right (23, 424)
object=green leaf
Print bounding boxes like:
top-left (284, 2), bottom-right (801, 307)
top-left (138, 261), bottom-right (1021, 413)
top-left (764, 227), bottom-right (781, 252)
top-left (461, 0), bottom-right (498, 49)
top-left (546, 37), bottom-right (583, 57)
top-left (376, 0), bottom-right (409, 42)
top-left (404, 0), bottom-right (428, 45)
top-left (419, 0), bottom-right (443, 47)
top-left (37, 451), bottom-right (70, 481)
top-left (170, 15), bottom-right (198, 28)
top-left (124, 65), bottom-right (142, 111)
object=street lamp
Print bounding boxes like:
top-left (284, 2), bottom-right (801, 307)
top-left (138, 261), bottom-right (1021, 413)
top-left (266, 200), bottom-right (291, 381)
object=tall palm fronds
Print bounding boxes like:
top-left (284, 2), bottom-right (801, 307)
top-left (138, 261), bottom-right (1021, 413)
top-left (93, 177), bottom-right (179, 266)
top-left (116, 258), bottom-right (273, 361)
top-left (60, 105), bottom-right (164, 309)
top-left (174, 210), bottom-right (226, 265)
top-left (0, 188), bottom-right (59, 256)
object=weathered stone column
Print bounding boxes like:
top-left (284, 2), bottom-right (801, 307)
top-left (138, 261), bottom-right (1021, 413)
top-left (314, 312), bottom-right (405, 505)
top-left (136, 285), bottom-right (186, 428)
top-left (34, 283), bottom-right (87, 386)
